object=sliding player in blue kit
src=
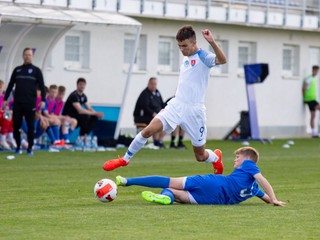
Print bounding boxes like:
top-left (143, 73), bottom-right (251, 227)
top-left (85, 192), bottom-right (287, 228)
top-left (103, 25), bottom-right (227, 174)
top-left (115, 147), bottom-right (286, 206)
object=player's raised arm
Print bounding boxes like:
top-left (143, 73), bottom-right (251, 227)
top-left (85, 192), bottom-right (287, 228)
top-left (254, 173), bottom-right (286, 206)
top-left (201, 29), bottom-right (227, 65)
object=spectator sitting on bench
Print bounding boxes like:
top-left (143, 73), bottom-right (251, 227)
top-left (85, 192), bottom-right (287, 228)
top-left (133, 77), bottom-right (166, 148)
top-left (62, 77), bottom-right (103, 145)
top-left (52, 85), bottom-right (77, 143)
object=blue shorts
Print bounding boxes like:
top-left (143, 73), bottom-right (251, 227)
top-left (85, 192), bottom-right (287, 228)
top-left (184, 174), bottom-right (225, 204)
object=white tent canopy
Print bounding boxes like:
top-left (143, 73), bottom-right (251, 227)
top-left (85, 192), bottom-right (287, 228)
top-left (0, 3), bottom-right (141, 139)
top-left (0, 3), bottom-right (141, 26)
top-left (0, 2), bottom-right (141, 80)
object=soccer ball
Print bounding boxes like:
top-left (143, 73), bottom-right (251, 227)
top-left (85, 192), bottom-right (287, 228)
top-left (94, 178), bottom-right (118, 203)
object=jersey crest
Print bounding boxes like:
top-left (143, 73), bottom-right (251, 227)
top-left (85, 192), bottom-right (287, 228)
top-left (191, 60), bottom-right (196, 66)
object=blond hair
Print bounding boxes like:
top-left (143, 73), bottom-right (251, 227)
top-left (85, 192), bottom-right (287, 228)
top-left (0, 79), bottom-right (4, 87)
top-left (234, 147), bottom-right (260, 163)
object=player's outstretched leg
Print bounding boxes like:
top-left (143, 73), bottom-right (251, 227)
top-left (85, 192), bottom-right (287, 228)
top-left (212, 149), bottom-right (224, 174)
top-left (103, 156), bottom-right (128, 171)
top-left (116, 175), bottom-right (127, 186)
top-left (102, 132), bottom-right (148, 171)
top-left (141, 191), bottom-right (172, 205)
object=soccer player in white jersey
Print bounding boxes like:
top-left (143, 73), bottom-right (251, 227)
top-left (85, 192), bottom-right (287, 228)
top-left (103, 25), bottom-right (227, 172)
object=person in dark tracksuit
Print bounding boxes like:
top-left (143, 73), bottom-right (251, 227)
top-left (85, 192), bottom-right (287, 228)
top-left (133, 77), bottom-right (166, 148)
top-left (3, 48), bottom-right (46, 155)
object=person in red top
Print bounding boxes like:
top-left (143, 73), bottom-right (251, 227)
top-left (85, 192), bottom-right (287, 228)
top-left (0, 80), bottom-right (16, 150)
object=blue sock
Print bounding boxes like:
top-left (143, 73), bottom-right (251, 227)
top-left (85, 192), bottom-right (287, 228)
top-left (62, 133), bottom-right (69, 140)
top-left (52, 125), bottom-right (60, 140)
top-left (46, 127), bottom-right (56, 143)
top-left (161, 188), bottom-right (174, 204)
top-left (126, 176), bottom-right (170, 188)
top-left (34, 120), bottom-right (40, 131)
top-left (21, 120), bottom-right (28, 134)
top-left (69, 128), bottom-right (74, 134)
top-left (34, 128), bottom-right (44, 138)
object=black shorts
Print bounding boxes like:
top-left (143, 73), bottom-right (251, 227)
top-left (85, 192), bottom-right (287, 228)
top-left (304, 101), bottom-right (319, 111)
top-left (134, 116), bottom-right (152, 125)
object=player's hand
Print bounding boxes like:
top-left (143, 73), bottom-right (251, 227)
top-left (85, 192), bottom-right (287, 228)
top-left (40, 101), bottom-right (46, 110)
top-left (201, 29), bottom-right (214, 43)
top-left (96, 112), bottom-right (104, 119)
top-left (272, 199), bottom-right (286, 207)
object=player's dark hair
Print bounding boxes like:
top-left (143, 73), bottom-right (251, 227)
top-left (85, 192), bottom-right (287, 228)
top-left (176, 25), bottom-right (196, 42)
top-left (149, 77), bottom-right (157, 82)
top-left (58, 85), bottom-right (66, 93)
top-left (49, 84), bottom-right (58, 90)
top-left (312, 65), bottom-right (319, 71)
top-left (23, 47), bottom-right (33, 54)
top-left (77, 77), bottom-right (87, 85)
top-left (234, 147), bottom-right (260, 163)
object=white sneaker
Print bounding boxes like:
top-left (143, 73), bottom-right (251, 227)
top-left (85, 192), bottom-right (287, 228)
top-left (0, 141), bottom-right (11, 150)
top-left (144, 143), bottom-right (160, 150)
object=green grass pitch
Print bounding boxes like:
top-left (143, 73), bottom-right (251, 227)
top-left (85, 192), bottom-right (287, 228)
top-left (0, 139), bottom-right (319, 240)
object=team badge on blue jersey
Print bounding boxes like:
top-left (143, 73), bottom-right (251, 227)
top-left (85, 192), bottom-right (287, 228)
top-left (191, 60), bottom-right (196, 66)
top-left (184, 60), bottom-right (189, 67)
top-left (28, 69), bottom-right (33, 74)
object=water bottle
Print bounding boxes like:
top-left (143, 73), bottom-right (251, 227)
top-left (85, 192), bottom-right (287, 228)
top-left (43, 135), bottom-right (49, 149)
top-left (83, 136), bottom-right (91, 152)
top-left (91, 136), bottom-right (98, 150)
top-left (75, 136), bottom-right (83, 151)
top-left (4, 111), bottom-right (10, 119)
top-left (4, 107), bottom-right (10, 119)
top-left (65, 122), bottom-right (70, 132)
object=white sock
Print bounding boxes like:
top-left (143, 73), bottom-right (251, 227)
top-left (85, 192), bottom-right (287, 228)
top-left (123, 132), bottom-right (148, 162)
top-left (7, 132), bottom-right (14, 140)
top-left (0, 135), bottom-right (6, 142)
top-left (204, 149), bottom-right (218, 163)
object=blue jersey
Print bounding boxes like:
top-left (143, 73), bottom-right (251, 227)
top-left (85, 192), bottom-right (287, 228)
top-left (185, 160), bottom-right (265, 204)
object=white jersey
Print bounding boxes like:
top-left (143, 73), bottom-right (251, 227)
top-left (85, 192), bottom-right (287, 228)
top-left (175, 49), bottom-right (216, 104)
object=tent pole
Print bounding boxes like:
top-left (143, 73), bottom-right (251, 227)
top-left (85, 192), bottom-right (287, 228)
top-left (114, 25), bottom-right (142, 139)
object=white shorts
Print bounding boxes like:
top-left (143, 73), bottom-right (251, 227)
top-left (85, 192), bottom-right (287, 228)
top-left (155, 97), bottom-right (207, 147)
top-left (182, 177), bottom-right (198, 204)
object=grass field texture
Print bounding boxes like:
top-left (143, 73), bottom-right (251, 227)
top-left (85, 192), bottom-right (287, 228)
top-left (0, 139), bottom-right (319, 240)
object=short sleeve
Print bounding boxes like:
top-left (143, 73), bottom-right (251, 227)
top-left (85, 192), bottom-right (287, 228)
top-left (69, 93), bottom-right (79, 104)
top-left (241, 160), bottom-right (261, 177)
top-left (252, 182), bottom-right (265, 198)
top-left (198, 50), bottom-right (216, 68)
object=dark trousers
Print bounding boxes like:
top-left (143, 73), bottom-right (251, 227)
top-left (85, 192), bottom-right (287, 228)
top-left (75, 114), bottom-right (98, 136)
top-left (13, 103), bottom-right (35, 151)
